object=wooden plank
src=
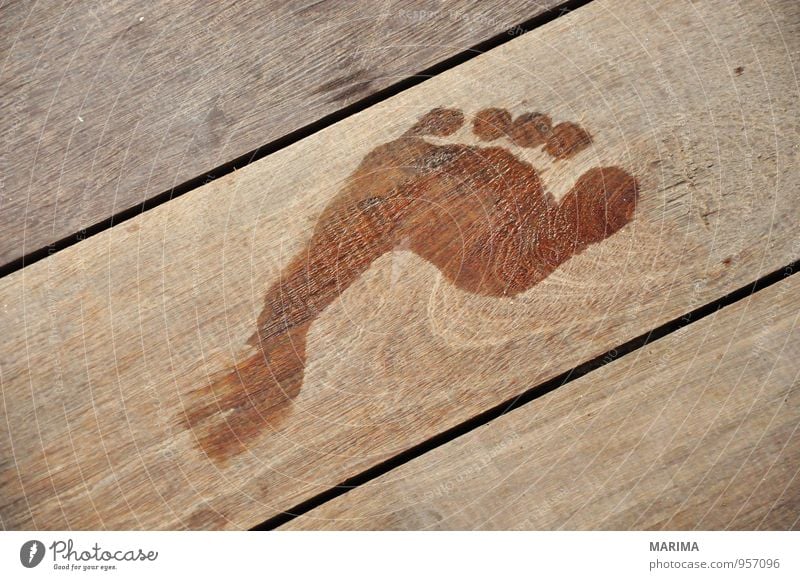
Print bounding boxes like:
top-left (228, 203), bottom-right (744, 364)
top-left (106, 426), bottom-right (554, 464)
top-left (285, 274), bottom-right (800, 530)
top-left (0, 0), bottom-right (561, 267)
top-left (1, 0), bottom-right (798, 530)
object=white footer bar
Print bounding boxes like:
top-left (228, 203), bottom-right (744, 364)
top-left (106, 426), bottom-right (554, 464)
top-left (2, 531), bottom-right (797, 578)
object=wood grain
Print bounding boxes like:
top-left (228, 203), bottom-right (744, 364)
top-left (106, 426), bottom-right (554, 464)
top-left (0, 0), bottom-right (561, 267)
top-left (285, 273), bottom-right (800, 530)
top-left (1, 0), bottom-right (798, 529)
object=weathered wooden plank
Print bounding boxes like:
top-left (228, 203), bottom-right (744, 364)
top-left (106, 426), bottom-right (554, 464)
top-left (0, 0), bottom-right (561, 267)
top-left (285, 274), bottom-right (800, 530)
top-left (1, 0), bottom-right (798, 529)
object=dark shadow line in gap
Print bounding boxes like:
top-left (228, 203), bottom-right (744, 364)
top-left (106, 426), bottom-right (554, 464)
top-left (252, 258), bottom-right (800, 530)
top-left (0, 0), bottom-right (594, 279)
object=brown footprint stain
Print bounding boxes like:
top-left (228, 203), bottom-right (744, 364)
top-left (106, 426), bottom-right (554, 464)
top-left (180, 107), bottom-right (638, 462)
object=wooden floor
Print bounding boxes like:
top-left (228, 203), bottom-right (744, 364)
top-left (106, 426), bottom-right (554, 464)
top-left (1, 0), bottom-right (798, 530)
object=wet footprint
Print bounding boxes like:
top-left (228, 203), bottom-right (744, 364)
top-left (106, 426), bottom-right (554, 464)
top-left (180, 107), bottom-right (639, 462)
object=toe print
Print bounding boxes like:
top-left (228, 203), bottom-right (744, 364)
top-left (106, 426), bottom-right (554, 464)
top-left (473, 107), bottom-right (592, 157)
top-left (181, 107), bottom-right (639, 462)
top-left (472, 108), bottom-right (512, 141)
top-left (544, 122), bottom-right (593, 159)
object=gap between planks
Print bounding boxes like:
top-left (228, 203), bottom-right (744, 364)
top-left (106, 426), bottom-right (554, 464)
top-left (283, 265), bottom-right (800, 530)
top-left (255, 258), bottom-right (800, 529)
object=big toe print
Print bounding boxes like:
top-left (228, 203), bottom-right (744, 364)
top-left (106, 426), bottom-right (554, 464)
top-left (180, 107), bottom-right (639, 462)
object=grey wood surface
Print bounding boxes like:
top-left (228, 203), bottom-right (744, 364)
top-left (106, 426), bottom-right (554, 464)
top-left (0, 0), bottom-right (797, 529)
top-left (0, 0), bottom-right (560, 267)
